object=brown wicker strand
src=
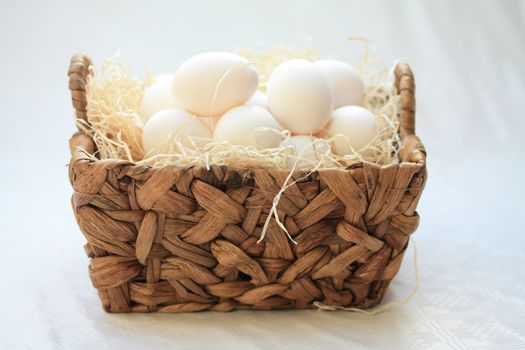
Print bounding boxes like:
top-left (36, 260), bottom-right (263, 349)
top-left (68, 53), bottom-right (92, 127)
top-left (394, 62), bottom-right (416, 138)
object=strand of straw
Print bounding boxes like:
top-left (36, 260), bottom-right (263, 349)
top-left (348, 36), bottom-right (369, 73)
top-left (257, 138), bottom-right (330, 244)
top-left (313, 238), bottom-right (420, 314)
top-left (209, 61), bottom-right (264, 128)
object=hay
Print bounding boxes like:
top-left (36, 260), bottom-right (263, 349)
top-left (81, 40), bottom-right (400, 170)
top-left (81, 54), bottom-right (148, 162)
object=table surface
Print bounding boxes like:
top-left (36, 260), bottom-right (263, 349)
top-left (1, 1), bottom-right (525, 349)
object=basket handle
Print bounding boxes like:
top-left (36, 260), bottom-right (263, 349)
top-left (68, 53), bottom-right (92, 129)
top-left (394, 62), bottom-right (416, 138)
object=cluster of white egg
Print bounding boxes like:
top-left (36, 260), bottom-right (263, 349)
top-left (141, 52), bottom-right (378, 166)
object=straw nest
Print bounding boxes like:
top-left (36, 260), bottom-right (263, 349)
top-left (77, 41), bottom-right (400, 170)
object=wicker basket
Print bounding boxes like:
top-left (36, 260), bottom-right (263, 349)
top-left (68, 53), bottom-right (427, 313)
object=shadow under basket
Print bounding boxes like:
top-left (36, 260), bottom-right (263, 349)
top-left (68, 53), bottom-right (427, 313)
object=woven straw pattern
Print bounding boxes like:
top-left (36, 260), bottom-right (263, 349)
top-left (68, 53), bottom-right (427, 312)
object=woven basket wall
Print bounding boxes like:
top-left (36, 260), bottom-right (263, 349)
top-left (68, 53), bottom-right (427, 313)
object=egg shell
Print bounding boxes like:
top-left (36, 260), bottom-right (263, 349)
top-left (245, 91), bottom-right (268, 108)
top-left (267, 59), bottom-right (333, 134)
top-left (213, 105), bottom-right (282, 149)
top-left (280, 135), bottom-right (331, 170)
top-left (327, 105), bottom-right (378, 156)
top-left (140, 74), bottom-right (178, 121)
top-left (172, 52), bottom-right (259, 118)
top-left (315, 59), bottom-right (365, 108)
top-left (142, 108), bottom-right (212, 155)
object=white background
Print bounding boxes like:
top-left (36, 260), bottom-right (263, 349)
top-left (1, 0), bottom-right (525, 349)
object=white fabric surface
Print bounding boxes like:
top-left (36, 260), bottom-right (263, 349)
top-left (1, 0), bottom-right (525, 349)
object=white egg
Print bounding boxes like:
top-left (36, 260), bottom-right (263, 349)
top-left (172, 52), bottom-right (259, 118)
top-left (245, 91), bottom-right (267, 108)
top-left (140, 74), bottom-right (178, 121)
top-left (267, 59), bottom-right (333, 134)
top-left (327, 106), bottom-right (378, 156)
top-left (315, 59), bottom-right (365, 108)
top-left (142, 108), bottom-right (212, 155)
top-left (280, 135), bottom-right (331, 170)
top-left (213, 105), bottom-right (282, 149)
